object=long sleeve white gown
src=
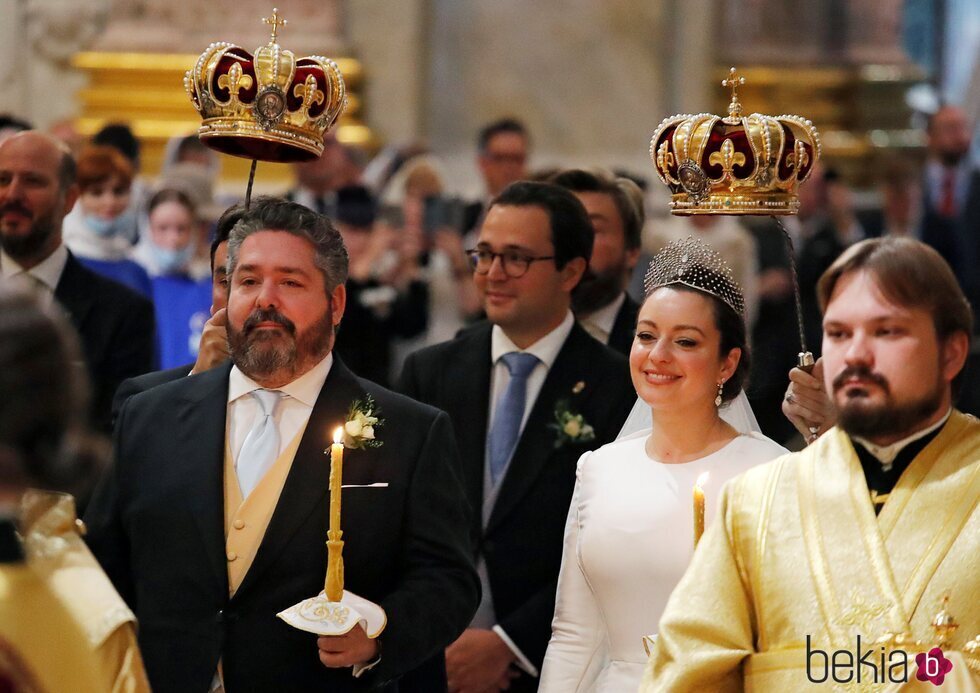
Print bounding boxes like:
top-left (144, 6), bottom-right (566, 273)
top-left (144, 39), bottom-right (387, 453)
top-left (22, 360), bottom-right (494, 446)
top-left (538, 429), bottom-right (787, 693)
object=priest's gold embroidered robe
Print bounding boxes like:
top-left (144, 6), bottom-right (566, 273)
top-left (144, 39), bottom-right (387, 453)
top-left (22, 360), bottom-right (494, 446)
top-left (642, 411), bottom-right (980, 692)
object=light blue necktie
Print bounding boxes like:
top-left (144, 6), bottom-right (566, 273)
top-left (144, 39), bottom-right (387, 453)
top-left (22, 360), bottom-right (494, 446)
top-left (236, 389), bottom-right (283, 498)
top-left (487, 352), bottom-right (539, 486)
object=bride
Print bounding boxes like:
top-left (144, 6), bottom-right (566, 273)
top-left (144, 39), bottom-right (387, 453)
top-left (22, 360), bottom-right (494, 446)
top-left (538, 237), bottom-right (787, 693)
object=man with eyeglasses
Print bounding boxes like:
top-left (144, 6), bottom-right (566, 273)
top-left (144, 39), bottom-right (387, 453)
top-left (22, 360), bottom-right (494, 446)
top-left (399, 181), bottom-right (634, 693)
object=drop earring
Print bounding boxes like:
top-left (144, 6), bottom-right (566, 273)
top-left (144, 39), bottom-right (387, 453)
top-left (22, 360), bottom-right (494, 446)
top-left (715, 381), bottom-right (724, 407)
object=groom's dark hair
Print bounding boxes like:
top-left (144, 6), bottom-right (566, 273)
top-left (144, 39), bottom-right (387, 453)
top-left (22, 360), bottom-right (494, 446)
top-left (226, 196), bottom-right (349, 292)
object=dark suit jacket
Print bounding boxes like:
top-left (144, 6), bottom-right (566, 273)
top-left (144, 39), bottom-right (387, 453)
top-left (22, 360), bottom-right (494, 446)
top-left (919, 170), bottom-right (980, 330)
top-left (55, 252), bottom-right (155, 433)
top-left (605, 293), bottom-right (640, 357)
top-left (397, 322), bottom-right (634, 687)
top-left (86, 358), bottom-right (479, 692)
top-left (111, 362), bottom-right (192, 427)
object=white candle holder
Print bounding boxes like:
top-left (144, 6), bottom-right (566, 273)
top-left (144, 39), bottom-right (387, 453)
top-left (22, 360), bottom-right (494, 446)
top-left (277, 589), bottom-right (386, 637)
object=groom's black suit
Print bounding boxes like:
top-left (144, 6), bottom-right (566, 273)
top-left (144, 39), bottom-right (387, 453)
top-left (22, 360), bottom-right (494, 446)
top-left (398, 322), bottom-right (634, 689)
top-left (86, 357), bottom-right (479, 692)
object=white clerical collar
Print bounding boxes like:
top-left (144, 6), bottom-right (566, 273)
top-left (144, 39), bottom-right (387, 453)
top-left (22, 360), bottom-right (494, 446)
top-left (228, 352), bottom-right (334, 407)
top-left (852, 408), bottom-right (951, 471)
top-left (491, 310), bottom-right (574, 371)
top-left (0, 244), bottom-right (68, 293)
top-left (578, 291), bottom-right (626, 341)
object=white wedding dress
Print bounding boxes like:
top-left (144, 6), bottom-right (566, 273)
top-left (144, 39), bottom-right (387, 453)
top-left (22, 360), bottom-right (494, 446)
top-left (538, 429), bottom-right (788, 693)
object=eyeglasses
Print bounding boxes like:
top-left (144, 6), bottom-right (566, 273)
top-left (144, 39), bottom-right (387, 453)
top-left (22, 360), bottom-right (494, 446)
top-left (465, 248), bottom-right (555, 278)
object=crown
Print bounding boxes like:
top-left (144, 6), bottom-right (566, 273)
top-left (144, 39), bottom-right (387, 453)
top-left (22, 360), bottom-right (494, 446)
top-left (184, 8), bottom-right (347, 162)
top-left (650, 67), bottom-right (821, 216)
top-left (644, 236), bottom-right (745, 315)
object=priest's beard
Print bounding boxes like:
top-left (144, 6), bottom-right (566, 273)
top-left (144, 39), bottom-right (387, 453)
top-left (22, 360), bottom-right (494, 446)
top-left (572, 264), bottom-right (626, 315)
top-left (0, 202), bottom-right (59, 262)
top-left (228, 305), bottom-right (334, 383)
top-left (833, 364), bottom-right (945, 440)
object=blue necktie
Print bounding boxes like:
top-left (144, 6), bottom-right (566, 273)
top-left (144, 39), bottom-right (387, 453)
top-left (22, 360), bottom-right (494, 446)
top-left (487, 352), bottom-right (539, 486)
top-left (236, 389), bottom-right (283, 498)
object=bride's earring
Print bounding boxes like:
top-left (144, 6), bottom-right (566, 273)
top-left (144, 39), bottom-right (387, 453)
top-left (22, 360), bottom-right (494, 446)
top-left (715, 381), bottom-right (724, 407)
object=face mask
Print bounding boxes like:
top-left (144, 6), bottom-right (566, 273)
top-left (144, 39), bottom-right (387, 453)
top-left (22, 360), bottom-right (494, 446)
top-left (85, 214), bottom-right (128, 238)
top-left (150, 241), bottom-right (196, 275)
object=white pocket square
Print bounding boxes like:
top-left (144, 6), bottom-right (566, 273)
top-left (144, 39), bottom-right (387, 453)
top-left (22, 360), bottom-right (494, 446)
top-left (340, 482), bottom-right (389, 489)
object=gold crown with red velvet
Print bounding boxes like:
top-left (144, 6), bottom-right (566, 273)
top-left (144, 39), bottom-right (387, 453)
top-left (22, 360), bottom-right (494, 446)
top-left (650, 67), bottom-right (821, 215)
top-left (184, 8), bottom-right (346, 163)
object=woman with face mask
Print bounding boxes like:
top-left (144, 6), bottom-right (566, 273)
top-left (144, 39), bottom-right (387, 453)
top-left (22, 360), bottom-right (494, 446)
top-left (133, 189), bottom-right (212, 369)
top-left (62, 146), bottom-right (152, 298)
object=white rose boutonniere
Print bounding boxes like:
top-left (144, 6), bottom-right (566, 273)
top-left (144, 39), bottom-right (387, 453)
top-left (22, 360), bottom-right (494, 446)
top-left (344, 395), bottom-right (384, 449)
top-left (549, 388), bottom-right (596, 449)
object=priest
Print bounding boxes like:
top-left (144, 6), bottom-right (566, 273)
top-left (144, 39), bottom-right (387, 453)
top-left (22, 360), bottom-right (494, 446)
top-left (642, 237), bottom-right (980, 691)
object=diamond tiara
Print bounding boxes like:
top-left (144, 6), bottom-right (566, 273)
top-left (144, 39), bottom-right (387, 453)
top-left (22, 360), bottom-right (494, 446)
top-left (643, 236), bottom-right (746, 315)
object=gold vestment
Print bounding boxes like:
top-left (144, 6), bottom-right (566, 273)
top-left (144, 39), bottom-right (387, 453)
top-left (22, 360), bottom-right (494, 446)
top-left (642, 411), bottom-right (980, 692)
top-left (21, 491), bottom-right (150, 693)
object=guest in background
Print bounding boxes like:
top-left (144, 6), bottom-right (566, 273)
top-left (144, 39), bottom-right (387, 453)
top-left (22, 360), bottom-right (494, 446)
top-left (550, 168), bottom-right (643, 356)
top-left (62, 145), bottom-right (152, 298)
top-left (92, 123), bottom-right (144, 245)
top-left (287, 132), bottom-right (363, 215)
top-left (463, 118), bottom-right (530, 236)
top-left (919, 105), bottom-right (980, 319)
top-left (860, 158), bottom-right (923, 239)
top-left (0, 131), bottom-right (155, 433)
top-left (332, 185), bottom-right (429, 386)
top-left (0, 113), bottom-right (32, 143)
top-left (133, 188), bottom-right (212, 370)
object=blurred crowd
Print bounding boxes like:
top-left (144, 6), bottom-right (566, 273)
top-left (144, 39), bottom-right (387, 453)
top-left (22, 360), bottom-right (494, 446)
top-left (2, 105), bottom-right (978, 445)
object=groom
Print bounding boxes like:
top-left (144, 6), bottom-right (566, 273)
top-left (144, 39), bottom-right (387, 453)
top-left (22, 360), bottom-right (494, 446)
top-left (86, 197), bottom-right (479, 692)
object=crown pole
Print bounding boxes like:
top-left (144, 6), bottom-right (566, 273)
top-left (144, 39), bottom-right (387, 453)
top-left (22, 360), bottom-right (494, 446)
top-left (245, 159), bottom-right (258, 209)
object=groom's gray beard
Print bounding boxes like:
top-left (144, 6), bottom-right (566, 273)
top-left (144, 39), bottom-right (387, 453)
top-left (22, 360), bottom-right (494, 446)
top-left (228, 305), bottom-right (333, 380)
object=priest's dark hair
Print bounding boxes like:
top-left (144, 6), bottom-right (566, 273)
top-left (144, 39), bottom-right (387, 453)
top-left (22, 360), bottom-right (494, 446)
top-left (489, 180), bottom-right (594, 271)
top-left (817, 237), bottom-right (973, 395)
top-left (477, 117), bottom-right (529, 153)
top-left (226, 196), bottom-right (349, 291)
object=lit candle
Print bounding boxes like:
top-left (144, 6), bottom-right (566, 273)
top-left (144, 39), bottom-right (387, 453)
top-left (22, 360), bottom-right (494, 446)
top-left (325, 427), bottom-right (345, 601)
top-left (693, 471), bottom-right (708, 548)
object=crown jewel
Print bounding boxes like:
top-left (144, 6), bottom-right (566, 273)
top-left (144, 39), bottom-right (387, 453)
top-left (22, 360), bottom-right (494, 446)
top-left (650, 67), bottom-right (821, 216)
top-left (644, 237), bottom-right (745, 315)
top-left (184, 8), bottom-right (347, 162)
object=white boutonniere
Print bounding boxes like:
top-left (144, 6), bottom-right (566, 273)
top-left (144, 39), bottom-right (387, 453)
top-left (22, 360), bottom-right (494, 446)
top-left (550, 385), bottom-right (595, 448)
top-left (344, 395), bottom-right (384, 449)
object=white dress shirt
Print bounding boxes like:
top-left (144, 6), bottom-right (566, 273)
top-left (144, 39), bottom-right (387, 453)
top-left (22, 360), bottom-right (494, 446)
top-left (578, 292), bottom-right (626, 345)
top-left (0, 245), bottom-right (68, 309)
top-left (227, 353), bottom-right (333, 469)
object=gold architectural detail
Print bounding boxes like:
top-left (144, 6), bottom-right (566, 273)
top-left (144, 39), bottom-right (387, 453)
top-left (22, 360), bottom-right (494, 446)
top-left (71, 51), bottom-right (373, 189)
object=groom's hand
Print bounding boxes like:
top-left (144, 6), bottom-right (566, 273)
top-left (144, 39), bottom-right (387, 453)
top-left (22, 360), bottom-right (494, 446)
top-left (446, 628), bottom-right (516, 693)
top-left (317, 625), bottom-right (379, 668)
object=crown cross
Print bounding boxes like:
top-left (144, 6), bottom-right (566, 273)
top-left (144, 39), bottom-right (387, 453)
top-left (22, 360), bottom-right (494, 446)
top-left (263, 7), bottom-right (288, 43)
top-left (722, 66), bottom-right (746, 121)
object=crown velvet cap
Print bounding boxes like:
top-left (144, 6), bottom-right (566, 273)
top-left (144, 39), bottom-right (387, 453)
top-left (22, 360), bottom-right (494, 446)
top-left (644, 236), bottom-right (746, 316)
top-left (184, 10), bottom-right (346, 162)
top-left (650, 67), bottom-right (821, 216)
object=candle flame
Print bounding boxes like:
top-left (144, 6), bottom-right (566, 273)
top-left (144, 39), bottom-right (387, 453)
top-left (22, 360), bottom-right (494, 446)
top-left (333, 426), bottom-right (344, 445)
top-left (696, 471), bottom-right (709, 488)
